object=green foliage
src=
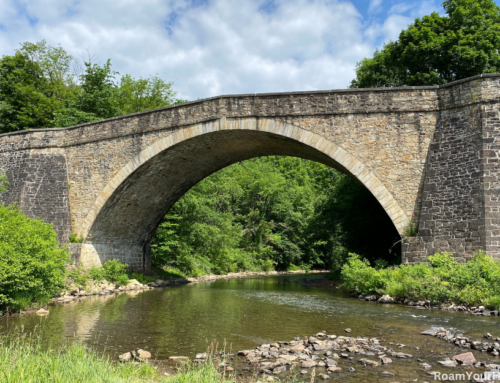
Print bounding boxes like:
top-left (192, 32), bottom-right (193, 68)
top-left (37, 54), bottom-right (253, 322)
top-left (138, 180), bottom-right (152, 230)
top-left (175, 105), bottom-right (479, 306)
top-left (102, 259), bottom-right (128, 284)
top-left (404, 222), bottom-right (418, 238)
top-left (152, 157), bottom-right (400, 276)
top-left (69, 233), bottom-right (84, 243)
top-left (0, 172), bottom-right (8, 193)
top-left (68, 260), bottom-right (134, 287)
top-left (0, 40), bottom-right (184, 133)
top-left (0, 40), bottom-right (77, 133)
top-left (0, 204), bottom-right (69, 310)
top-left (341, 252), bottom-right (500, 305)
top-left (351, 0), bottom-right (500, 88)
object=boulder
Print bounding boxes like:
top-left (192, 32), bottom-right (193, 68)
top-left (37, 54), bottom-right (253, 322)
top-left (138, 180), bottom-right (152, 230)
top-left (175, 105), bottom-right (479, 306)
top-left (272, 366), bottom-right (287, 374)
top-left (453, 352), bottom-right (476, 366)
top-left (345, 328), bottom-right (352, 333)
top-left (36, 308), bottom-right (49, 316)
top-left (137, 349), bottom-right (151, 360)
top-left (301, 360), bottom-right (317, 368)
top-left (378, 295), bottom-right (394, 304)
top-left (290, 344), bottom-right (305, 352)
top-left (119, 352), bottom-right (133, 362)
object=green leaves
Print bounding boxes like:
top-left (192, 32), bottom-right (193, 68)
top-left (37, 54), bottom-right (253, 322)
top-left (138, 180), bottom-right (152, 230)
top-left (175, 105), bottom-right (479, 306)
top-left (0, 40), bottom-right (183, 132)
top-left (351, 0), bottom-right (500, 88)
top-left (0, 204), bottom-right (69, 309)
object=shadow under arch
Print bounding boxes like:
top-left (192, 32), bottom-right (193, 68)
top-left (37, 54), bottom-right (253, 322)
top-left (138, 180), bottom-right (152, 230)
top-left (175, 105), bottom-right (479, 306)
top-left (79, 118), bottom-right (409, 270)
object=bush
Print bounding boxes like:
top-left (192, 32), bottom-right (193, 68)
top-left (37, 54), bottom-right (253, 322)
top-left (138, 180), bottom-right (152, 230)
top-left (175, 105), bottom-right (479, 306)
top-left (102, 259), bottom-right (128, 283)
top-left (341, 252), bottom-right (500, 306)
top-left (0, 204), bottom-right (69, 310)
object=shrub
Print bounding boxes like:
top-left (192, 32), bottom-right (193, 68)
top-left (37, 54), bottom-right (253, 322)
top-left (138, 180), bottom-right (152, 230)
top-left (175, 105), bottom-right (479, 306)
top-left (341, 253), bottom-right (383, 295)
top-left (102, 259), bottom-right (128, 283)
top-left (0, 204), bottom-right (69, 310)
top-left (404, 222), bottom-right (418, 237)
top-left (287, 264), bottom-right (301, 271)
top-left (341, 252), bottom-right (500, 306)
top-left (68, 233), bottom-right (84, 243)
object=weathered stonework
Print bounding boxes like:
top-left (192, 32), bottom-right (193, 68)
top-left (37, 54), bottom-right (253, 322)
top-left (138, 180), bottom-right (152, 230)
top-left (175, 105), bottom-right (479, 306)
top-left (1, 74), bottom-right (499, 271)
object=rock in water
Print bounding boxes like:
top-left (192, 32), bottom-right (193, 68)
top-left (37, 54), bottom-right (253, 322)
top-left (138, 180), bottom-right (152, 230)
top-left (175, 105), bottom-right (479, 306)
top-left (345, 328), bottom-right (352, 333)
top-left (379, 295), bottom-right (394, 303)
top-left (453, 352), bottom-right (476, 366)
top-left (272, 366), bottom-right (287, 374)
top-left (438, 358), bottom-right (457, 368)
top-left (118, 352), bottom-right (133, 362)
top-left (137, 349), bottom-right (151, 360)
top-left (36, 308), bottom-right (49, 316)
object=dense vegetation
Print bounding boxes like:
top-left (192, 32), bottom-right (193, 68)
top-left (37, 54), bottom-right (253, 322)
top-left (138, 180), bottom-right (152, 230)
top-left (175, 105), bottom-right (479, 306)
top-left (350, 0), bottom-right (500, 88)
top-left (151, 157), bottom-right (400, 276)
top-left (0, 41), bottom-right (184, 133)
top-left (341, 252), bottom-right (500, 309)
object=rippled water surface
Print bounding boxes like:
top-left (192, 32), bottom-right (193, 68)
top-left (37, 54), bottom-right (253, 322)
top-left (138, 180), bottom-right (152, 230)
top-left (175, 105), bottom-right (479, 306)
top-left (3, 274), bottom-right (500, 381)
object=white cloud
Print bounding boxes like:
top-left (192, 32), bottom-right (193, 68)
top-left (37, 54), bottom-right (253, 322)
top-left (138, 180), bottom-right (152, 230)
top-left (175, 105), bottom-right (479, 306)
top-left (0, 0), bottom-right (440, 99)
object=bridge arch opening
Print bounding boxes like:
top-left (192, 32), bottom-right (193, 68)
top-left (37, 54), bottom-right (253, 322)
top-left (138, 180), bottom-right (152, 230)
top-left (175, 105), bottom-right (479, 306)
top-left (80, 119), bottom-right (409, 271)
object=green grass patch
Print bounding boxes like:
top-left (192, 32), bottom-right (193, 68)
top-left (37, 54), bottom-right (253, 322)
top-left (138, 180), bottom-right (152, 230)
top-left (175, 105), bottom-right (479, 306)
top-left (341, 252), bottom-right (500, 307)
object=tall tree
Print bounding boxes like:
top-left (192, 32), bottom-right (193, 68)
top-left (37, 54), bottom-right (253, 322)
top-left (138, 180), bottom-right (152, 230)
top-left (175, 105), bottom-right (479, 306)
top-left (0, 41), bottom-right (76, 132)
top-left (351, 0), bottom-right (500, 88)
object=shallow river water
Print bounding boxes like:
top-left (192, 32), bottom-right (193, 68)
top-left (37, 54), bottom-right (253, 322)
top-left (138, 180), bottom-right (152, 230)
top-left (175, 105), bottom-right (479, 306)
top-left (3, 274), bottom-right (500, 381)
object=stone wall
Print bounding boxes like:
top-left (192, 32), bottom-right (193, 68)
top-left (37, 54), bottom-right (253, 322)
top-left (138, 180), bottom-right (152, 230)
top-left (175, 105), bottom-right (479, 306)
top-left (403, 75), bottom-right (500, 262)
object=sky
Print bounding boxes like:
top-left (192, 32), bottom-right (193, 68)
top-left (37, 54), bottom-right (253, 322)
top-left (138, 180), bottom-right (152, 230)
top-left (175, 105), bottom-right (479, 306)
top-left (0, 0), bottom-right (499, 100)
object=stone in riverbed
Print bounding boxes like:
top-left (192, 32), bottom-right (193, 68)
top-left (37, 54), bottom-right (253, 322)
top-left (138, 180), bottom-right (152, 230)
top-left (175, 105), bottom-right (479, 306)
top-left (196, 353), bottom-right (208, 359)
top-left (381, 357), bottom-right (392, 365)
top-left (137, 349), bottom-right (151, 360)
top-left (345, 328), bottom-right (352, 333)
top-left (169, 356), bottom-right (188, 361)
top-left (36, 308), bottom-right (49, 316)
top-left (328, 366), bottom-right (342, 372)
top-left (438, 358), bottom-right (457, 368)
top-left (421, 329), bottom-right (438, 336)
top-left (290, 344), bottom-right (305, 352)
top-left (453, 352), bottom-right (476, 366)
top-left (379, 295), bottom-right (394, 304)
top-left (318, 373), bottom-right (330, 380)
top-left (380, 371), bottom-right (394, 377)
top-left (301, 360), bottom-right (317, 368)
top-left (118, 352), bottom-right (133, 362)
top-left (273, 366), bottom-right (287, 374)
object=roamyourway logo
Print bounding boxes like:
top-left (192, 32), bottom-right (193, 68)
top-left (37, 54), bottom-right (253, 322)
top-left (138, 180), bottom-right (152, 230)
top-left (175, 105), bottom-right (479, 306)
top-left (432, 370), bottom-right (500, 381)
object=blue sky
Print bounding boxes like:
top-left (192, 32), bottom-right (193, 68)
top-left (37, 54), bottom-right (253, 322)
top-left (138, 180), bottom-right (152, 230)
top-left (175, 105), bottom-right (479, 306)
top-left (0, 0), bottom-right (499, 99)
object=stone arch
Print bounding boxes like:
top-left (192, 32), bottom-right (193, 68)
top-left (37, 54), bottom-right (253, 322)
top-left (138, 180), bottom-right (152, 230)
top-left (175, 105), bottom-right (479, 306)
top-left (79, 118), bottom-right (409, 270)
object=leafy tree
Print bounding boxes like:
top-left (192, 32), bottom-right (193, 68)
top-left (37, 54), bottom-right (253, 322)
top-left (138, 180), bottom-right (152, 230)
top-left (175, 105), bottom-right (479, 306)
top-left (117, 74), bottom-right (180, 114)
top-left (0, 41), bottom-right (76, 132)
top-left (151, 157), bottom-right (400, 275)
top-left (54, 60), bottom-right (122, 127)
top-left (351, 0), bottom-right (500, 88)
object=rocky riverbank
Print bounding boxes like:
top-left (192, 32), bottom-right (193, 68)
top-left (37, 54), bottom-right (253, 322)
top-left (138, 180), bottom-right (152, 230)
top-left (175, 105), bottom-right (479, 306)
top-left (300, 277), bottom-right (500, 319)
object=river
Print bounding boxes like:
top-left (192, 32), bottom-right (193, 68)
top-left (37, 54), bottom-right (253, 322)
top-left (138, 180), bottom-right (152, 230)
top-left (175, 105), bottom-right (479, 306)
top-left (3, 274), bottom-right (500, 381)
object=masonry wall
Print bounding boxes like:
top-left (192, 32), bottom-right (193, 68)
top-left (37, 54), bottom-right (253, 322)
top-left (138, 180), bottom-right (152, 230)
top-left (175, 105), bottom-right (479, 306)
top-left (403, 75), bottom-right (500, 262)
top-left (0, 148), bottom-right (72, 243)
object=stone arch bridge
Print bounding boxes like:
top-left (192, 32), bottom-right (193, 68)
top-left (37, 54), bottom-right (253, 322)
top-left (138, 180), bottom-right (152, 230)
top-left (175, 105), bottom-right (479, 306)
top-left (1, 74), bottom-right (500, 271)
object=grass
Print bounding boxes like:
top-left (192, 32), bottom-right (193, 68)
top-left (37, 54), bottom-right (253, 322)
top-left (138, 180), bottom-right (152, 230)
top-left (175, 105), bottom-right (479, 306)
top-left (0, 330), bottom-right (157, 383)
top-left (341, 252), bottom-right (500, 309)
